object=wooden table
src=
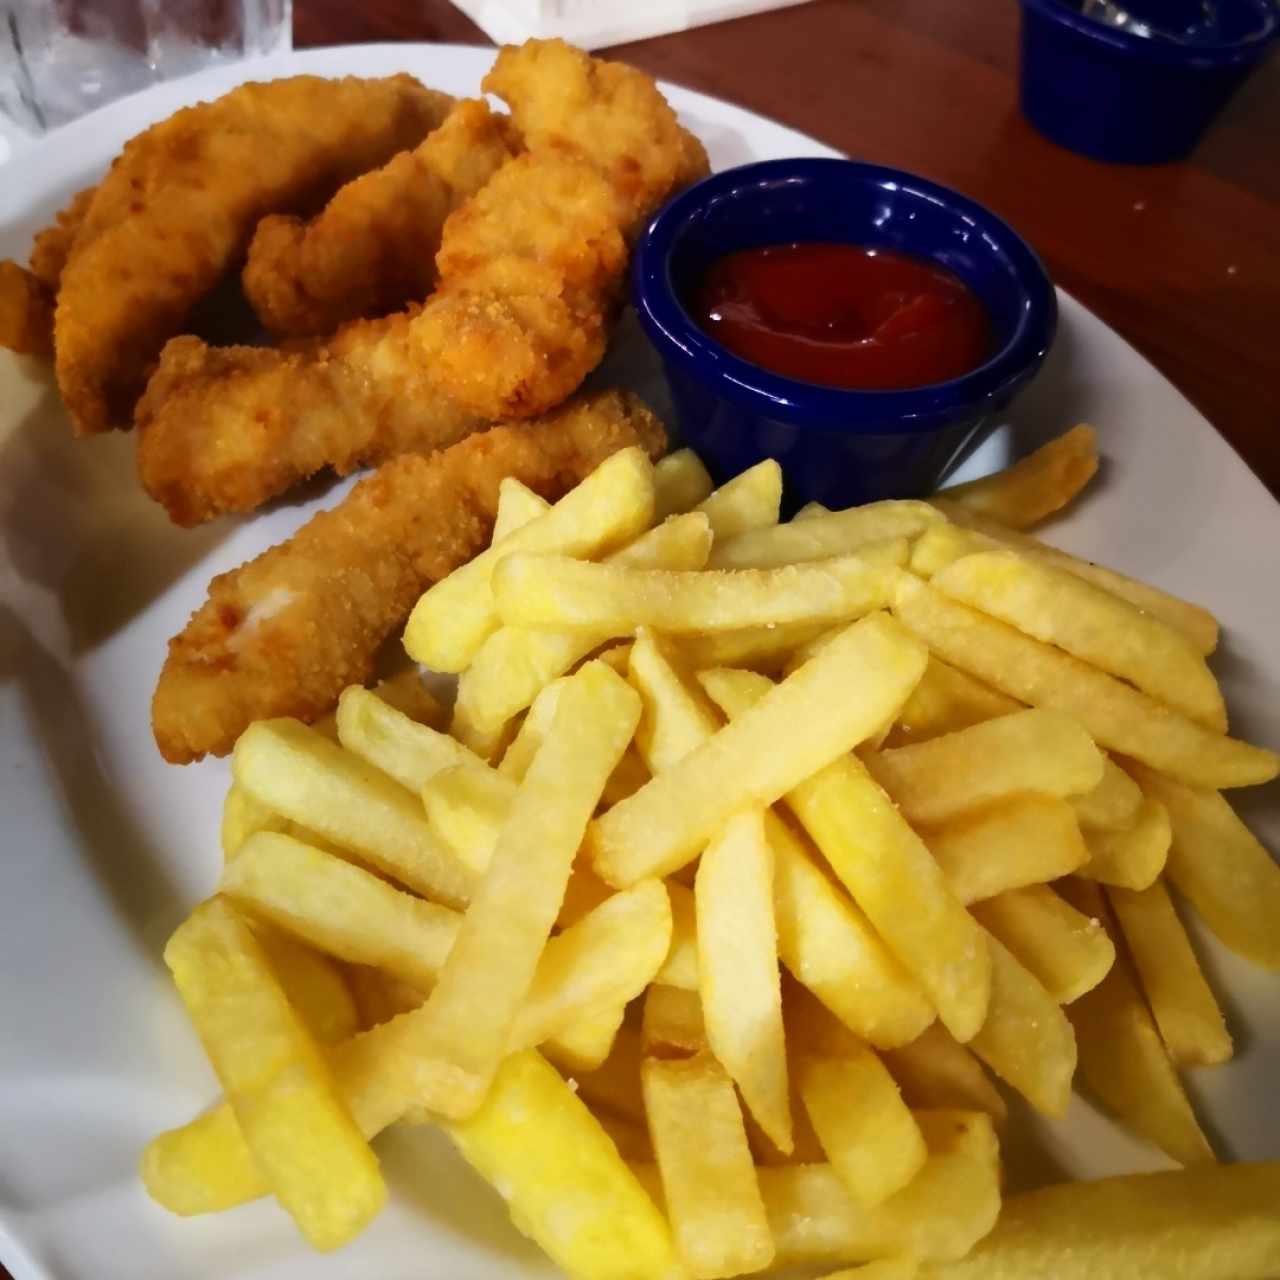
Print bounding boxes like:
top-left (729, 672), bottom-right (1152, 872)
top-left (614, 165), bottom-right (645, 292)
top-left (295, 0), bottom-right (1280, 498)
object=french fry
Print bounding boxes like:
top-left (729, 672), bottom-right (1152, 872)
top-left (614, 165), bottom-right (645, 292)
top-left (223, 833), bottom-right (460, 991)
top-left (1124, 762), bottom-right (1280, 970)
top-left (162, 898), bottom-right (385, 1248)
top-left (420, 762), bottom-right (514, 870)
top-left (656, 879), bottom-right (698, 990)
top-left (820, 1259), bottom-right (918, 1280)
top-left (594, 1111), bottom-right (655, 1164)
top-left (1070, 755), bottom-right (1144, 831)
top-left (759, 1109), bottom-right (1000, 1267)
top-left (491, 475), bottom-right (550, 542)
top-left (628, 627), bottom-right (723, 774)
top-left (654, 448), bottom-right (715, 518)
top-left (881, 1024), bottom-right (1007, 1125)
top-left (405, 662), bottom-right (641, 1119)
top-left (1059, 878), bottom-right (1214, 1165)
top-left (797, 1048), bottom-right (927, 1209)
top-left (221, 781), bottom-right (290, 858)
top-left (492, 547), bottom-right (905, 635)
top-left (369, 667), bottom-right (447, 729)
top-left (675, 620), bottom-right (838, 674)
top-left (700, 666), bottom-right (990, 1044)
top-left (642, 1053), bottom-right (775, 1278)
top-left (336, 685), bottom-right (488, 793)
top-left (452, 512), bottom-right (713, 748)
top-left (932, 550), bottom-right (1225, 730)
top-left (936, 424), bottom-right (1098, 529)
top-left (567, 1023), bottom-right (646, 1124)
top-left (697, 809), bottom-right (791, 1153)
top-left (254, 929), bottom-right (360, 1046)
top-left (708, 500), bottom-right (943, 569)
top-left (447, 1050), bottom-right (686, 1280)
top-left (695, 458), bottom-right (783, 538)
top-left (544, 1004), bottom-right (627, 1075)
top-left (233, 718), bottom-right (478, 908)
top-left (592, 613), bottom-right (928, 887)
top-left (769, 811), bottom-right (935, 1049)
top-left (928, 500), bottom-right (1220, 655)
top-left (924, 794), bottom-right (1090, 905)
top-left (404, 446), bottom-right (656, 672)
top-left (891, 574), bottom-right (1276, 788)
top-left (917, 1161), bottom-right (1280, 1279)
top-left (498, 676), bottom-right (565, 781)
top-left (601, 744), bottom-right (651, 807)
top-left (886, 655), bottom-right (1022, 747)
top-left (642, 983), bottom-right (708, 1057)
top-left (972, 885), bottom-right (1115, 1004)
top-left (344, 964), bottom-right (425, 1030)
top-left (1080, 796), bottom-right (1170, 890)
top-left (967, 932), bottom-right (1076, 1116)
top-left (1107, 879), bottom-right (1232, 1066)
top-left (866, 707), bottom-right (1104, 826)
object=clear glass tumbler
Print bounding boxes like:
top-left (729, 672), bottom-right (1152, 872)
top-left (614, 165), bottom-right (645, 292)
top-left (1, 0), bottom-right (292, 135)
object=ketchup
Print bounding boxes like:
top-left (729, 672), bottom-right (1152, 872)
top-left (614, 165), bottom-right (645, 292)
top-left (690, 242), bottom-right (991, 390)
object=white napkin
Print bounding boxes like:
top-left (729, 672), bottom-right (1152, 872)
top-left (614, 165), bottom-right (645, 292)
top-left (449, 0), bottom-right (811, 50)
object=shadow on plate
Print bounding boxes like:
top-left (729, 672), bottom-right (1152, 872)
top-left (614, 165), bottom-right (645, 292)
top-left (0, 601), bottom-right (188, 958)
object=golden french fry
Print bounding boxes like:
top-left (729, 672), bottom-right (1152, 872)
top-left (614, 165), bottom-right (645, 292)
top-left (695, 458), bottom-right (783, 539)
top-left (628, 627), bottom-right (723, 774)
top-left (937, 424), bottom-right (1098, 529)
top-left (891, 574), bottom-right (1275, 788)
top-left (420, 761), bottom-right (514, 871)
top-left (492, 548), bottom-right (904, 635)
top-left (866, 707), bottom-right (1104, 826)
top-left (498, 676), bottom-right (566, 781)
top-left (447, 1050), bottom-right (685, 1280)
top-left (406, 662), bottom-right (641, 1119)
top-left (221, 781), bottom-right (289, 858)
top-left (1079, 797), bottom-right (1170, 890)
top-left (592, 613), bottom-right (927, 887)
top-left (917, 1161), bottom-right (1280, 1279)
top-left (223, 833), bottom-right (460, 991)
top-left (642, 983), bottom-right (708, 1057)
top-left (343, 964), bottom-right (425, 1030)
top-left (1123, 762), bottom-right (1280, 970)
top-left (233, 718), bottom-right (478, 908)
top-left (492, 475), bottom-right (550, 542)
top-left (932, 550), bottom-right (1225, 730)
top-left (1106, 879), bottom-right (1232, 1066)
top-left (656, 879), bottom-right (698, 990)
top-left (928, 500), bottom-right (1219, 655)
top-left (567, 1024), bottom-right (646, 1124)
top-left (676, 619), bottom-right (838, 674)
top-left (967, 932), bottom-right (1076, 1116)
top-left (452, 512), bottom-right (713, 749)
top-left (795, 501), bottom-right (832, 521)
top-left (708, 500), bottom-right (943, 569)
top-left (654, 448), bottom-right (715, 519)
top-left (881, 1024), bottom-right (1007, 1125)
top-left (369, 667), bottom-right (447, 729)
top-left (601, 744), bottom-right (651, 807)
top-left (972, 885), bottom-right (1115, 1004)
top-left (404, 446), bottom-right (656, 672)
top-left (820, 1259), bottom-right (918, 1280)
top-left (700, 665), bottom-right (990, 1045)
top-left (1070, 756), bottom-right (1144, 831)
top-left (336, 685), bottom-right (488, 793)
top-left (886, 655), bottom-right (1022, 747)
top-left (759, 1109), bottom-right (1000, 1267)
top-left (697, 809), bottom-right (791, 1154)
top-left (642, 1053), bottom-right (775, 1278)
top-left (770, 811), bottom-right (935, 1049)
top-left (162, 898), bottom-right (385, 1248)
top-left (797, 1048), bottom-right (927, 1209)
top-left (254, 929), bottom-right (360, 1046)
top-left (542, 1003), bottom-right (628, 1075)
top-left (924, 794), bottom-right (1090, 905)
top-left (1060, 878), bottom-right (1214, 1165)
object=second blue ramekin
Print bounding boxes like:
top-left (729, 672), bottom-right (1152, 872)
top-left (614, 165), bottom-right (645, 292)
top-left (632, 158), bottom-right (1058, 512)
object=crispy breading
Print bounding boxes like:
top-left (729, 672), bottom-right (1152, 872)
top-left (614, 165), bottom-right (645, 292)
top-left (54, 74), bottom-right (454, 434)
top-left (150, 389), bottom-right (666, 764)
top-left (0, 262), bottom-right (54, 357)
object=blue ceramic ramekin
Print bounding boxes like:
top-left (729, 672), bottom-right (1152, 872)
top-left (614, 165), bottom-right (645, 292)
top-left (632, 158), bottom-right (1057, 511)
top-left (1020, 0), bottom-right (1279, 164)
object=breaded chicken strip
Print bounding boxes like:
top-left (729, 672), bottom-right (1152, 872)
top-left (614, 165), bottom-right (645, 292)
top-left (55, 74), bottom-right (454, 434)
top-left (0, 185), bottom-right (97, 356)
top-left (151, 389), bottom-right (665, 763)
top-left (243, 99), bottom-right (518, 338)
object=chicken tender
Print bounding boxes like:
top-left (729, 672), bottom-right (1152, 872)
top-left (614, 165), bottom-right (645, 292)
top-left (243, 99), bottom-right (518, 338)
top-left (55, 74), bottom-right (454, 434)
top-left (151, 389), bottom-right (666, 763)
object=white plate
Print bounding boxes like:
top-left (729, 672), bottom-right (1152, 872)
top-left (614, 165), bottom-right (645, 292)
top-left (1, 41), bottom-right (1277, 1280)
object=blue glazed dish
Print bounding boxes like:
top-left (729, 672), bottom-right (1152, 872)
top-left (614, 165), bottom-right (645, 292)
top-left (632, 158), bottom-right (1058, 512)
top-left (1020, 0), bottom-right (1279, 164)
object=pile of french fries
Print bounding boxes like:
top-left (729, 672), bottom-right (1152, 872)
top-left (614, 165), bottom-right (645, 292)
top-left (144, 428), bottom-right (1280, 1279)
